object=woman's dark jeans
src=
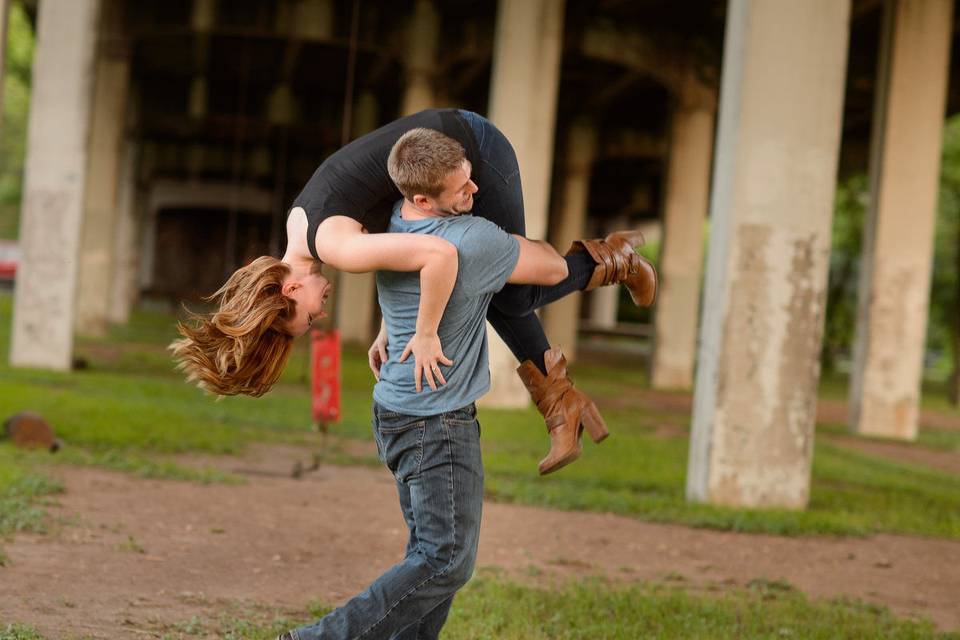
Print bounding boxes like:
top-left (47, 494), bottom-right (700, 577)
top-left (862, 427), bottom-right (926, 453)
top-left (457, 110), bottom-right (595, 373)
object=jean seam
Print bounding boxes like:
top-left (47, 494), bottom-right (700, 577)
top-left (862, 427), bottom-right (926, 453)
top-left (356, 423), bottom-right (459, 639)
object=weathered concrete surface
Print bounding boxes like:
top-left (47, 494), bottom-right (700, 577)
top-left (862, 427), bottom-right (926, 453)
top-left (687, 0), bottom-right (849, 509)
top-left (483, 0), bottom-right (564, 408)
top-left (851, 0), bottom-right (953, 441)
top-left (542, 121), bottom-right (596, 360)
top-left (651, 77), bottom-right (715, 390)
top-left (75, 45), bottom-right (130, 336)
top-left (10, 0), bottom-right (101, 370)
top-left (108, 141), bottom-right (141, 325)
top-left (400, 0), bottom-right (438, 117)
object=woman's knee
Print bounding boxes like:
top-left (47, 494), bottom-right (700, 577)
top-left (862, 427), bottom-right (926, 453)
top-left (490, 286), bottom-right (536, 317)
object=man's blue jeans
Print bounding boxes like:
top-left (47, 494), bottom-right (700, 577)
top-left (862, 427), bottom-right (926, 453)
top-left (291, 403), bottom-right (484, 640)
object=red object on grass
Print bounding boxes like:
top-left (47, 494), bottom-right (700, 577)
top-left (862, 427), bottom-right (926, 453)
top-left (311, 329), bottom-right (341, 425)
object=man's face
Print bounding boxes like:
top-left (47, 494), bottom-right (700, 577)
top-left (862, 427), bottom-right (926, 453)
top-left (430, 160), bottom-right (478, 216)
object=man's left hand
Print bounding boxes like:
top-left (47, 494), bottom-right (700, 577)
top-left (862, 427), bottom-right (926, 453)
top-left (399, 332), bottom-right (453, 392)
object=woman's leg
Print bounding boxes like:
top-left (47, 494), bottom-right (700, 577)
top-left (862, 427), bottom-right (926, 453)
top-left (461, 111), bottom-right (612, 476)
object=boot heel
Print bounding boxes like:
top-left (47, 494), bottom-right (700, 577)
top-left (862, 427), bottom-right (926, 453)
top-left (580, 401), bottom-right (609, 443)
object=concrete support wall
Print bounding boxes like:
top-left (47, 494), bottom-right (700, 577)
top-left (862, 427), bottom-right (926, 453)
top-left (11, 0), bottom-right (101, 369)
top-left (483, 0), bottom-right (564, 407)
top-left (651, 79), bottom-right (716, 390)
top-left (542, 121), bottom-right (596, 358)
top-left (336, 92), bottom-right (379, 345)
top-left (686, 0), bottom-right (850, 509)
top-left (850, 0), bottom-right (953, 440)
top-left (75, 45), bottom-right (131, 335)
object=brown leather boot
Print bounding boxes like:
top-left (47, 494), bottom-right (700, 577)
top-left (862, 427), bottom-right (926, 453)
top-left (516, 348), bottom-right (609, 475)
top-left (568, 230), bottom-right (658, 306)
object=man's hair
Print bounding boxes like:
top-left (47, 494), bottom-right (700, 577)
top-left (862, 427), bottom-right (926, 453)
top-left (388, 127), bottom-right (466, 201)
top-left (169, 256), bottom-right (296, 397)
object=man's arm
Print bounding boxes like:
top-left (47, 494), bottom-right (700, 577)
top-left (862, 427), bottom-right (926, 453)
top-left (315, 215), bottom-right (456, 392)
top-left (506, 235), bottom-right (568, 285)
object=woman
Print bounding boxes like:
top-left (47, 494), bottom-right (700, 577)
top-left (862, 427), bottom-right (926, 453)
top-left (171, 108), bottom-right (656, 475)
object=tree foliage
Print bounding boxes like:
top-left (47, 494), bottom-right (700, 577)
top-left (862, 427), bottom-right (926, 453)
top-left (0, 1), bottom-right (35, 239)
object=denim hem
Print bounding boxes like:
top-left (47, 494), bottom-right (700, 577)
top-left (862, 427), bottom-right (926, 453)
top-left (356, 422), bottom-right (461, 640)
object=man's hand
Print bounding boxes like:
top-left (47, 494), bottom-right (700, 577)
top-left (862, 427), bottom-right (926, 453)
top-left (368, 329), bottom-right (389, 381)
top-left (399, 332), bottom-right (453, 392)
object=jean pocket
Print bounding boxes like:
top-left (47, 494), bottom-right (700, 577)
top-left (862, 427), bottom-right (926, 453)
top-left (443, 403), bottom-right (478, 427)
top-left (380, 421), bottom-right (425, 481)
top-left (376, 412), bottom-right (426, 434)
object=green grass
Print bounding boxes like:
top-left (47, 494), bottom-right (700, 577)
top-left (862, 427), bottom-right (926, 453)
top-left (0, 623), bottom-right (45, 640)
top-left (0, 290), bottom-right (959, 541)
top-left (0, 445), bottom-right (63, 543)
top-left (9, 575), bottom-right (953, 639)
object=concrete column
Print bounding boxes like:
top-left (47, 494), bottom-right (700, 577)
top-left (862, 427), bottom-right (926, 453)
top-left (336, 92), bottom-right (379, 346)
top-left (290, 0), bottom-right (333, 40)
top-left (401, 0), bottom-right (438, 115)
top-left (589, 286), bottom-right (619, 329)
top-left (75, 46), bottom-right (131, 335)
top-left (483, 0), bottom-right (565, 408)
top-left (108, 141), bottom-right (140, 324)
top-left (851, 0), bottom-right (952, 440)
top-left (10, 0), bottom-right (101, 369)
top-left (686, 0), bottom-right (850, 509)
top-left (651, 77), bottom-right (716, 390)
top-left (542, 121), bottom-right (596, 359)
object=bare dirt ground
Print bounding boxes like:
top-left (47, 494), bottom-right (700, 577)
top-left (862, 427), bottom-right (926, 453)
top-left (2, 442), bottom-right (959, 639)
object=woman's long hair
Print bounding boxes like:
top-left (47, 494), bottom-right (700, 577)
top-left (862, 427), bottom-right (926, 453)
top-left (169, 256), bottom-right (296, 397)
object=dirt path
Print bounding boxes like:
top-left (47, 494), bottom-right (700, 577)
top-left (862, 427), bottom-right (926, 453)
top-left (1, 444), bottom-right (958, 639)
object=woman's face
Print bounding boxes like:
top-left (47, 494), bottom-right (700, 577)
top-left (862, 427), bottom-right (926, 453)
top-left (282, 264), bottom-right (331, 337)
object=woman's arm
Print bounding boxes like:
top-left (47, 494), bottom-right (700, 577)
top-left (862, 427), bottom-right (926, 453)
top-left (315, 216), bottom-right (457, 392)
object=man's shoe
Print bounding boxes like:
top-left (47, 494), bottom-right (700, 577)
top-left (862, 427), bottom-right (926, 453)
top-left (275, 633), bottom-right (294, 640)
top-left (517, 348), bottom-right (609, 475)
top-left (568, 229), bottom-right (658, 306)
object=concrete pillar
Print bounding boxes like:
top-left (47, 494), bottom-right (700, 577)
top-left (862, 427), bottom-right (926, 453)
top-left (189, 76), bottom-right (207, 120)
top-left (267, 83), bottom-right (297, 125)
top-left (108, 141), bottom-right (140, 324)
top-left (290, 0), bottom-right (333, 40)
top-left (483, 0), bottom-right (565, 408)
top-left (651, 77), bottom-right (716, 390)
top-left (401, 0), bottom-right (438, 115)
top-left (75, 45), bottom-right (131, 335)
top-left (542, 121), bottom-right (596, 359)
top-left (336, 92), bottom-right (379, 346)
top-left (850, 0), bottom-right (953, 440)
top-left (589, 286), bottom-right (619, 329)
top-left (10, 0), bottom-right (101, 370)
top-left (686, 0), bottom-right (850, 509)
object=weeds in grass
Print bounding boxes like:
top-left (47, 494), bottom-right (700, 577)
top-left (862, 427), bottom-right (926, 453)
top-left (141, 576), bottom-right (960, 640)
top-left (0, 623), bottom-right (44, 640)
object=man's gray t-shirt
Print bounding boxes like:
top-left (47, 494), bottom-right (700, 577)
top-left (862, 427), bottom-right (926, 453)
top-left (373, 202), bottom-right (520, 416)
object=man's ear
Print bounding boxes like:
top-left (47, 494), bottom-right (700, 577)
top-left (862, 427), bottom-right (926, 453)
top-left (412, 194), bottom-right (431, 210)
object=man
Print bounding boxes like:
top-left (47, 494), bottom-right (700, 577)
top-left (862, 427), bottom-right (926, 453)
top-left (277, 128), bottom-right (610, 640)
top-left (171, 109), bottom-right (656, 474)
